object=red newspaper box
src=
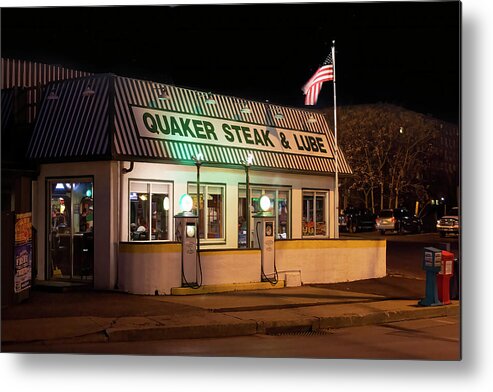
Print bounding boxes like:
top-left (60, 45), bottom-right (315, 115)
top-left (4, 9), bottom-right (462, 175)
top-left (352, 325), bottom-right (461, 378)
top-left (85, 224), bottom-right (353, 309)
top-left (437, 250), bottom-right (454, 305)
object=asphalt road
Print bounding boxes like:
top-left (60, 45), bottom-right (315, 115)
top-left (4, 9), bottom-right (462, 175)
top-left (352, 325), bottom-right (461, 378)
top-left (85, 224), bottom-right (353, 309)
top-left (5, 316), bottom-right (460, 360)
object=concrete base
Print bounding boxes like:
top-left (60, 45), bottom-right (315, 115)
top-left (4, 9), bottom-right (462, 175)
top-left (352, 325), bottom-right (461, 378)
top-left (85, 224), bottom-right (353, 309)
top-left (171, 280), bottom-right (285, 296)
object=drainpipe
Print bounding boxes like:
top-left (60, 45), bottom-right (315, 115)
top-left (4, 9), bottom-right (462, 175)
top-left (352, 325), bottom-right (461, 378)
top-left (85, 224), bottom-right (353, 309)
top-left (115, 161), bottom-right (135, 289)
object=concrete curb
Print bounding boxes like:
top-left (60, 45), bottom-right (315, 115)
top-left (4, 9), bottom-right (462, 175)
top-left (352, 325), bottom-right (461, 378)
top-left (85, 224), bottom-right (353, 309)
top-left (2, 302), bottom-right (460, 345)
top-left (316, 303), bottom-right (460, 330)
top-left (255, 303), bottom-right (461, 333)
top-left (106, 320), bottom-right (258, 342)
top-left (105, 303), bottom-right (460, 342)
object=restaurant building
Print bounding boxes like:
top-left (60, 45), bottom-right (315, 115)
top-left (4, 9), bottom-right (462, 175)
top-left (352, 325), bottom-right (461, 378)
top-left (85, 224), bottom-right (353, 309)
top-left (25, 73), bottom-right (386, 294)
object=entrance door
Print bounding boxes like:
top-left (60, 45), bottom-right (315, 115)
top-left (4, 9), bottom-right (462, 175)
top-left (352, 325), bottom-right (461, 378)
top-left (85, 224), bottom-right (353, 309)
top-left (48, 179), bottom-right (94, 281)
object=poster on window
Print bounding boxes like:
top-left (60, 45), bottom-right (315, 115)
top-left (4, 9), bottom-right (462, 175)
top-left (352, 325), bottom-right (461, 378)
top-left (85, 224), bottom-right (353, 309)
top-left (14, 212), bottom-right (32, 293)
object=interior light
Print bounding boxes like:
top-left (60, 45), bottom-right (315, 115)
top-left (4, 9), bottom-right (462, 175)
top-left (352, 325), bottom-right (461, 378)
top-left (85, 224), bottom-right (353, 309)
top-left (139, 194), bottom-right (148, 201)
top-left (179, 194), bottom-right (193, 213)
top-left (86, 189), bottom-right (92, 198)
top-left (55, 183), bottom-right (65, 189)
top-left (130, 192), bottom-right (138, 200)
top-left (65, 183), bottom-right (72, 189)
top-left (163, 196), bottom-right (170, 211)
top-left (260, 195), bottom-right (271, 212)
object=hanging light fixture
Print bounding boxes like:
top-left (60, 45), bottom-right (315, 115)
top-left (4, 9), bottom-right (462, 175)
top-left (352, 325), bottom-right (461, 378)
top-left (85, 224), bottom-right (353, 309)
top-left (271, 107), bottom-right (284, 120)
top-left (307, 115), bottom-right (317, 123)
top-left (82, 86), bottom-right (95, 97)
top-left (240, 101), bottom-right (251, 114)
top-left (157, 86), bottom-right (171, 100)
top-left (204, 92), bottom-right (216, 105)
top-left (47, 90), bottom-right (59, 100)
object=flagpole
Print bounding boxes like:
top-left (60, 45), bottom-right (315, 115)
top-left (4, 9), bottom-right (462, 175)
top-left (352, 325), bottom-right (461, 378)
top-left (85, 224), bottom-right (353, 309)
top-left (332, 40), bottom-right (339, 239)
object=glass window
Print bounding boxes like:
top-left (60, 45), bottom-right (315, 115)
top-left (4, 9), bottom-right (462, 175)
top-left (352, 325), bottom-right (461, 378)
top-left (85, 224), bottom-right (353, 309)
top-left (129, 181), bottom-right (172, 241)
top-left (188, 183), bottom-right (225, 242)
top-left (238, 185), bottom-right (291, 247)
top-left (303, 190), bottom-right (328, 237)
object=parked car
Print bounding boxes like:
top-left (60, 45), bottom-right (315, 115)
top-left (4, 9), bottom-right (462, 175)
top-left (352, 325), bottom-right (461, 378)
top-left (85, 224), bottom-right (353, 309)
top-left (340, 207), bottom-right (376, 233)
top-left (436, 207), bottom-right (459, 237)
top-left (375, 208), bottom-right (422, 235)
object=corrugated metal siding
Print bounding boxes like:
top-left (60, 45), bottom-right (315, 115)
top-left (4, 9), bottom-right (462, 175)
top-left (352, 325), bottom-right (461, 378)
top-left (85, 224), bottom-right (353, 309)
top-left (1, 58), bottom-right (91, 123)
top-left (27, 75), bottom-right (111, 160)
top-left (26, 72), bottom-right (351, 174)
top-left (1, 89), bottom-right (14, 129)
top-left (113, 76), bottom-right (351, 174)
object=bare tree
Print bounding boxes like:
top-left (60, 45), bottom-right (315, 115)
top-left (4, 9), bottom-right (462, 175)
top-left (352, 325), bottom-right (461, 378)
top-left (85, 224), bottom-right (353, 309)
top-left (336, 104), bottom-right (440, 212)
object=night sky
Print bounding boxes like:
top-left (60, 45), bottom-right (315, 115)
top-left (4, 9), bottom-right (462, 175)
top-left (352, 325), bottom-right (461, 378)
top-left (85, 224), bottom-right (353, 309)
top-left (1, 2), bottom-right (460, 123)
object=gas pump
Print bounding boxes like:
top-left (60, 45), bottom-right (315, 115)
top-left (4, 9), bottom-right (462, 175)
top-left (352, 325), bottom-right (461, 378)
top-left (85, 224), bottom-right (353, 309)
top-left (174, 194), bottom-right (199, 287)
top-left (253, 195), bottom-right (278, 284)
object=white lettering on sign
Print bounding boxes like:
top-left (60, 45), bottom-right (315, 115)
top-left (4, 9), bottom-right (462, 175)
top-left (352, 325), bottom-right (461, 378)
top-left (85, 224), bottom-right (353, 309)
top-left (131, 106), bottom-right (333, 159)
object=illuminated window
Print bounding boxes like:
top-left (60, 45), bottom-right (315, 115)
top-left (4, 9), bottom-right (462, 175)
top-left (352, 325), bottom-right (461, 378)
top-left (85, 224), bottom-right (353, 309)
top-left (188, 183), bottom-right (225, 242)
top-left (302, 190), bottom-right (329, 237)
top-left (129, 181), bottom-right (172, 241)
top-left (238, 185), bottom-right (291, 247)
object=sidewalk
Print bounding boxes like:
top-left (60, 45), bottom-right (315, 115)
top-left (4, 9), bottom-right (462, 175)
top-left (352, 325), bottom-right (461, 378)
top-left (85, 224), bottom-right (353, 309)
top-left (1, 276), bottom-right (459, 347)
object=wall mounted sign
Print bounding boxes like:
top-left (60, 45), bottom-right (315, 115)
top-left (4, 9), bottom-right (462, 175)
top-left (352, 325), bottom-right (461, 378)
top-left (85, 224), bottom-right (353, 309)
top-left (14, 212), bottom-right (32, 294)
top-left (131, 106), bottom-right (333, 159)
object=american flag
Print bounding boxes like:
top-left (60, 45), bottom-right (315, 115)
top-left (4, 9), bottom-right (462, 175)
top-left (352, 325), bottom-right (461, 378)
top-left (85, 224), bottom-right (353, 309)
top-left (302, 52), bottom-right (334, 106)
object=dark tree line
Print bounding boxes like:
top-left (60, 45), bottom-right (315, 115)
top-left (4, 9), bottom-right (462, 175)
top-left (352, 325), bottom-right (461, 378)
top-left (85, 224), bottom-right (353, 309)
top-left (328, 104), bottom-right (456, 215)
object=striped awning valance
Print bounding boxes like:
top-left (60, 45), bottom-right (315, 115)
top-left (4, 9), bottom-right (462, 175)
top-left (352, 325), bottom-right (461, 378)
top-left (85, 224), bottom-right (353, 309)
top-left (28, 74), bottom-right (351, 175)
top-left (27, 75), bottom-right (111, 160)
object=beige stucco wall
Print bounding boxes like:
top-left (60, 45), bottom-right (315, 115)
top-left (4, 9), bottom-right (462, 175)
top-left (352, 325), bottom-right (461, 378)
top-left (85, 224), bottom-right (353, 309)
top-left (275, 239), bottom-right (387, 284)
top-left (34, 160), bottom-right (377, 293)
top-left (118, 242), bottom-right (181, 295)
top-left (117, 239), bottom-right (385, 295)
top-left (34, 161), bottom-right (119, 290)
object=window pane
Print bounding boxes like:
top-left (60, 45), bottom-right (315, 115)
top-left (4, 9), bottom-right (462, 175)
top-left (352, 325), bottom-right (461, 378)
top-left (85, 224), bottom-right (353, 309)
top-left (277, 191), bottom-right (289, 239)
top-left (188, 184), bottom-right (225, 241)
top-left (130, 192), bottom-right (149, 241)
top-left (315, 193), bottom-right (327, 236)
top-left (207, 191), bottom-right (223, 239)
top-left (188, 185), bottom-right (204, 239)
top-left (151, 193), bottom-right (170, 240)
top-left (302, 192), bottom-right (315, 236)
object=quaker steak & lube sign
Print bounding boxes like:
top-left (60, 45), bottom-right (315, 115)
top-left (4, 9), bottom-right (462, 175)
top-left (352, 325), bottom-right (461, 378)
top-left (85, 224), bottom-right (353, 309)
top-left (131, 107), bottom-right (333, 158)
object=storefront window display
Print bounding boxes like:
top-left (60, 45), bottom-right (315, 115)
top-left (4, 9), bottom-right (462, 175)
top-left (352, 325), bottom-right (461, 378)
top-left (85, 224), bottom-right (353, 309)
top-left (129, 181), bottom-right (172, 241)
top-left (302, 190), bottom-right (328, 237)
top-left (238, 186), bottom-right (291, 247)
top-left (188, 183), bottom-right (225, 241)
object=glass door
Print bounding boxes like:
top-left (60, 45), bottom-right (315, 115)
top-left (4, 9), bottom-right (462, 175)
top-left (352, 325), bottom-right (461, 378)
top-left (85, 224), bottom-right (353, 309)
top-left (48, 179), bottom-right (94, 281)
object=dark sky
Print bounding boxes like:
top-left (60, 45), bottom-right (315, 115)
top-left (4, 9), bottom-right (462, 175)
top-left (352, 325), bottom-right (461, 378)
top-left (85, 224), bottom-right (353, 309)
top-left (1, 2), bottom-right (460, 123)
